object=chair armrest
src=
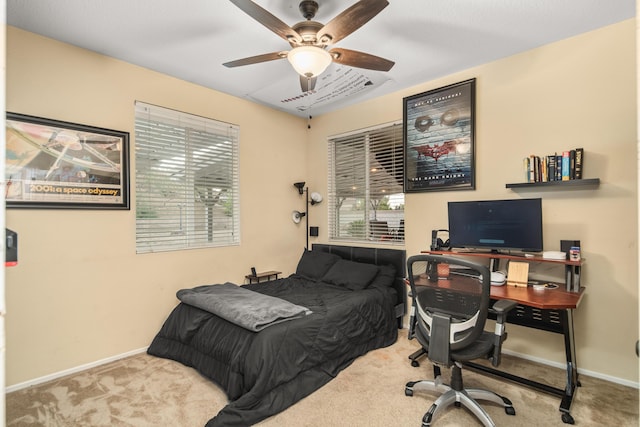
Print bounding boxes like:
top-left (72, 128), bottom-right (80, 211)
top-left (490, 299), bottom-right (517, 315)
top-left (489, 299), bottom-right (517, 367)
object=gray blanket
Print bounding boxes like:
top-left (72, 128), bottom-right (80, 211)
top-left (176, 282), bottom-right (312, 332)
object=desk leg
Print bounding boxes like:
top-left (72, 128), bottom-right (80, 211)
top-left (559, 308), bottom-right (580, 424)
top-left (464, 308), bottom-right (580, 425)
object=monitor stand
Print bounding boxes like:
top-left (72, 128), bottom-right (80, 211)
top-left (489, 249), bottom-right (504, 271)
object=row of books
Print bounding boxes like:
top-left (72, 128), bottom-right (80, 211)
top-left (523, 148), bottom-right (584, 183)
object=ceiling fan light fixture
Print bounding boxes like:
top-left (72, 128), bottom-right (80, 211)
top-left (287, 46), bottom-right (332, 78)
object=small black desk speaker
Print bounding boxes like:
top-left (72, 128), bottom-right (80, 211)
top-left (560, 240), bottom-right (580, 260)
top-left (6, 228), bottom-right (17, 266)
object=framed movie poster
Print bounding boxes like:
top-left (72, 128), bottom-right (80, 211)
top-left (403, 78), bottom-right (476, 192)
top-left (5, 112), bottom-right (130, 209)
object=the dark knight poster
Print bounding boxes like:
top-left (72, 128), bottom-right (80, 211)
top-left (404, 79), bottom-right (476, 192)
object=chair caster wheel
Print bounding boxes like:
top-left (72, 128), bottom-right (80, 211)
top-left (411, 360), bottom-right (420, 367)
top-left (405, 387), bottom-right (414, 397)
top-left (561, 412), bottom-right (575, 424)
top-left (505, 406), bottom-right (516, 416)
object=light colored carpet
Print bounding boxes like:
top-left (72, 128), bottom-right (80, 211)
top-left (6, 329), bottom-right (639, 426)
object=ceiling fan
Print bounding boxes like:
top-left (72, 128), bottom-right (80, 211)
top-left (223, 0), bottom-right (395, 92)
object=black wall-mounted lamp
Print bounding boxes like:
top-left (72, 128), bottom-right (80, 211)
top-left (292, 182), bottom-right (322, 249)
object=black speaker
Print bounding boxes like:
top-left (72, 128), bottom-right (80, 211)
top-left (431, 229), bottom-right (450, 251)
top-left (560, 240), bottom-right (580, 260)
top-left (6, 228), bottom-right (17, 266)
top-left (309, 226), bottom-right (319, 237)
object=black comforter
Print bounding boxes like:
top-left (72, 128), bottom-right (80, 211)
top-left (147, 275), bottom-right (398, 426)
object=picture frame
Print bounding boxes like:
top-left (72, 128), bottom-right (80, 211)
top-left (5, 112), bottom-right (130, 209)
top-left (403, 78), bottom-right (476, 193)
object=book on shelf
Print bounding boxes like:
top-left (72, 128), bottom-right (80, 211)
top-left (525, 155), bottom-right (536, 183)
top-left (530, 155), bottom-right (536, 183)
top-left (547, 154), bottom-right (557, 182)
top-left (523, 157), bottom-right (530, 182)
top-left (561, 151), bottom-right (571, 181)
top-left (521, 148), bottom-right (585, 183)
top-left (556, 154), bottom-right (562, 180)
top-left (569, 149), bottom-right (576, 179)
top-left (574, 148), bottom-right (584, 179)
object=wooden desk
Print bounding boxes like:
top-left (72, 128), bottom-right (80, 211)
top-left (410, 272), bottom-right (584, 424)
top-left (489, 280), bottom-right (583, 310)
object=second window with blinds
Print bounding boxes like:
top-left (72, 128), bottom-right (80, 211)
top-left (328, 122), bottom-right (404, 244)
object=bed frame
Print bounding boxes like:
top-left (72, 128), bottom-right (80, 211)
top-left (312, 243), bottom-right (407, 328)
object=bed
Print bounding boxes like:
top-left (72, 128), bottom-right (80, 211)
top-left (147, 244), bottom-right (406, 426)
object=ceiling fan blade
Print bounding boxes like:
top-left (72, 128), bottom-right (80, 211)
top-left (300, 75), bottom-right (317, 92)
top-left (229, 0), bottom-right (302, 44)
top-left (317, 0), bottom-right (389, 45)
top-left (329, 47), bottom-right (395, 71)
top-left (223, 51), bottom-right (288, 68)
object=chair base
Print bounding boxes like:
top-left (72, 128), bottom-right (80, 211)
top-left (405, 376), bottom-right (516, 427)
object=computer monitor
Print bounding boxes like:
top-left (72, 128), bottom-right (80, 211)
top-left (447, 198), bottom-right (543, 253)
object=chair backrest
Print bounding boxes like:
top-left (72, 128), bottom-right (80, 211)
top-left (407, 254), bottom-right (492, 358)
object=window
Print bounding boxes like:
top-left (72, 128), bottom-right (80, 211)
top-left (328, 122), bottom-right (404, 244)
top-left (135, 102), bottom-right (240, 253)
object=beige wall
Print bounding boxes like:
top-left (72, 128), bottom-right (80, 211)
top-left (6, 27), bottom-right (309, 386)
top-left (6, 18), bottom-right (638, 388)
top-left (308, 20), bottom-right (638, 384)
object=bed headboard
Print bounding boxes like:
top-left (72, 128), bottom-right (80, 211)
top-left (312, 244), bottom-right (407, 328)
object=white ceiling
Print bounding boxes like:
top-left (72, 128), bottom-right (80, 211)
top-left (7, 0), bottom-right (635, 118)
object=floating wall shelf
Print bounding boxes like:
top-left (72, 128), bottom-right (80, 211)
top-left (506, 178), bottom-right (600, 190)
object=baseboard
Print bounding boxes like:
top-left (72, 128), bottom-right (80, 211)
top-left (401, 325), bottom-right (639, 390)
top-left (502, 348), bottom-right (640, 389)
top-left (7, 343), bottom-right (639, 393)
top-left (5, 347), bottom-right (148, 393)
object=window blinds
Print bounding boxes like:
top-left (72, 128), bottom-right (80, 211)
top-left (328, 122), bottom-right (404, 243)
top-left (134, 102), bottom-right (240, 253)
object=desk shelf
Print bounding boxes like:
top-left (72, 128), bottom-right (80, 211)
top-left (423, 250), bottom-right (582, 292)
top-left (425, 250), bottom-right (581, 266)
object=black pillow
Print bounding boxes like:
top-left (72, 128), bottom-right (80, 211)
top-left (321, 259), bottom-right (380, 291)
top-left (368, 264), bottom-right (397, 289)
top-left (295, 249), bottom-right (341, 280)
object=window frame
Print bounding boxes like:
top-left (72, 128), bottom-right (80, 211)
top-left (328, 121), bottom-right (404, 245)
top-left (134, 102), bottom-right (240, 254)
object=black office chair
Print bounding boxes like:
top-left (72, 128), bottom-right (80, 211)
top-left (405, 254), bottom-right (518, 427)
